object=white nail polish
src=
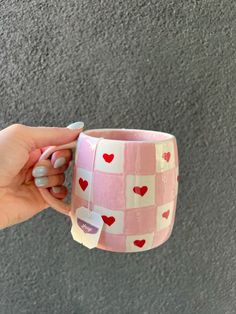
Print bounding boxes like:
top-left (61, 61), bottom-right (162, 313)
top-left (67, 121), bottom-right (84, 129)
top-left (54, 157), bottom-right (66, 168)
top-left (52, 186), bottom-right (61, 193)
top-left (32, 166), bottom-right (48, 177)
top-left (35, 177), bottom-right (48, 187)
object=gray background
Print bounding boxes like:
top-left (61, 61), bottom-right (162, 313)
top-left (0, 0), bottom-right (236, 313)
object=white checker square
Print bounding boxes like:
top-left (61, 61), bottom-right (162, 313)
top-left (155, 141), bottom-right (175, 172)
top-left (75, 168), bottom-right (92, 201)
top-left (156, 201), bottom-right (174, 231)
top-left (126, 233), bottom-right (154, 252)
top-left (94, 139), bottom-right (125, 173)
top-left (126, 175), bottom-right (155, 209)
top-left (93, 205), bottom-right (124, 234)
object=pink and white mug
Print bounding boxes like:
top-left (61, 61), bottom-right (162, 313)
top-left (38, 128), bottom-right (179, 253)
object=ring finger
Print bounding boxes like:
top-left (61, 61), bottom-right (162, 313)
top-left (34, 173), bottom-right (65, 189)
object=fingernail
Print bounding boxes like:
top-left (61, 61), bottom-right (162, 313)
top-left (67, 121), bottom-right (84, 129)
top-left (32, 166), bottom-right (48, 177)
top-left (35, 177), bottom-right (48, 187)
top-left (52, 186), bottom-right (61, 193)
top-left (54, 157), bottom-right (66, 168)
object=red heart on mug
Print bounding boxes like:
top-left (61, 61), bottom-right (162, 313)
top-left (162, 152), bottom-right (171, 162)
top-left (103, 153), bottom-right (114, 163)
top-left (79, 178), bottom-right (88, 191)
top-left (102, 215), bottom-right (115, 226)
top-left (162, 210), bottom-right (170, 219)
top-left (133, 239), bottom-right (145, 248)
top-left (133, 186), bottom-right (148, 196)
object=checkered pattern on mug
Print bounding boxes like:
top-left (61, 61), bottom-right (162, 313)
top-left (73, 136), bottom-right (178, 252)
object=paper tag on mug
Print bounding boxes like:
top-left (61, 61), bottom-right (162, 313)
top-left (71, 207), bottom-right (104, 249)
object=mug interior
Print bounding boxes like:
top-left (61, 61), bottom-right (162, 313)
top-left (84, 129), bottom-right (174, 142)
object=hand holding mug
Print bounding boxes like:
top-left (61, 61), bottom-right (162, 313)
top-left (0, 123), bottom-right (83, 229)
top-left (38, 127), bottom-right (179, 253)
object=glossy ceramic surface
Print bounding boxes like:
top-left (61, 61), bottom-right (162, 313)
top-left (71, 129), bottom-right (179, 252)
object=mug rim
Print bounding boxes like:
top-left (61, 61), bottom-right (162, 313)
top-left (83, 128), bottom-right (175, 143)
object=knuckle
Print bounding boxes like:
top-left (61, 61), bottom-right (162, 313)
top-left (54, 173), bottom-right (65, 184)
top-left (8, 123), bottom-right (25, 133)
top-left (6, 124), bottom-right (27, 139)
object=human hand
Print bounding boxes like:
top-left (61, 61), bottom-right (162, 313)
top-left (0, 123), bottom-right (83, 229)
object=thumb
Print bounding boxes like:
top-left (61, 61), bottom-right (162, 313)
top-left (8, 122), bottom-right (84, 151)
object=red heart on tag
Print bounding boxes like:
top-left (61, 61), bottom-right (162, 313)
top-left (133, 186), bottom-right (148, 196)
top-left (162, 152), bottom-right (171, 162)
top-left (102, 215), bottom-right (115, 226)
top-left (162, 210), bottom-right (170, 219)
top-left (134, 239), bottom-right (145, 248)
top-left (103, 153), bottom-right (114, 163)
top-left (79, 178), bottom-right (88, 191)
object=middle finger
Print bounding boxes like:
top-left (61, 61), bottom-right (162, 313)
top-left (32, 160), bottom-right (69, 178)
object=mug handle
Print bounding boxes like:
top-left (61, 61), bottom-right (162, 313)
top-left (38, 141), bottom-right (77, 216)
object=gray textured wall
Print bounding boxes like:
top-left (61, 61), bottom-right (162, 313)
top-left (0, 1), bottom-right (236, 313)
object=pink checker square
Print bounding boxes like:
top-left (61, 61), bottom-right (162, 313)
top-left (124, 206), bottom-right (156, 235)
top-left (156, 168), bottom-right (177, 206)
top-left (124, 143), bottom-right (156, 175)
top-left (93, 171), bottom-right (126, 210)
top-left (72, 194), bottom-right (89, 211)
top-left (97, 232), bottom-right (126, 252)
top-left (75, 133), bottom-right (100, 171)
top-left (153, 225), bottom-right (173, 248)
